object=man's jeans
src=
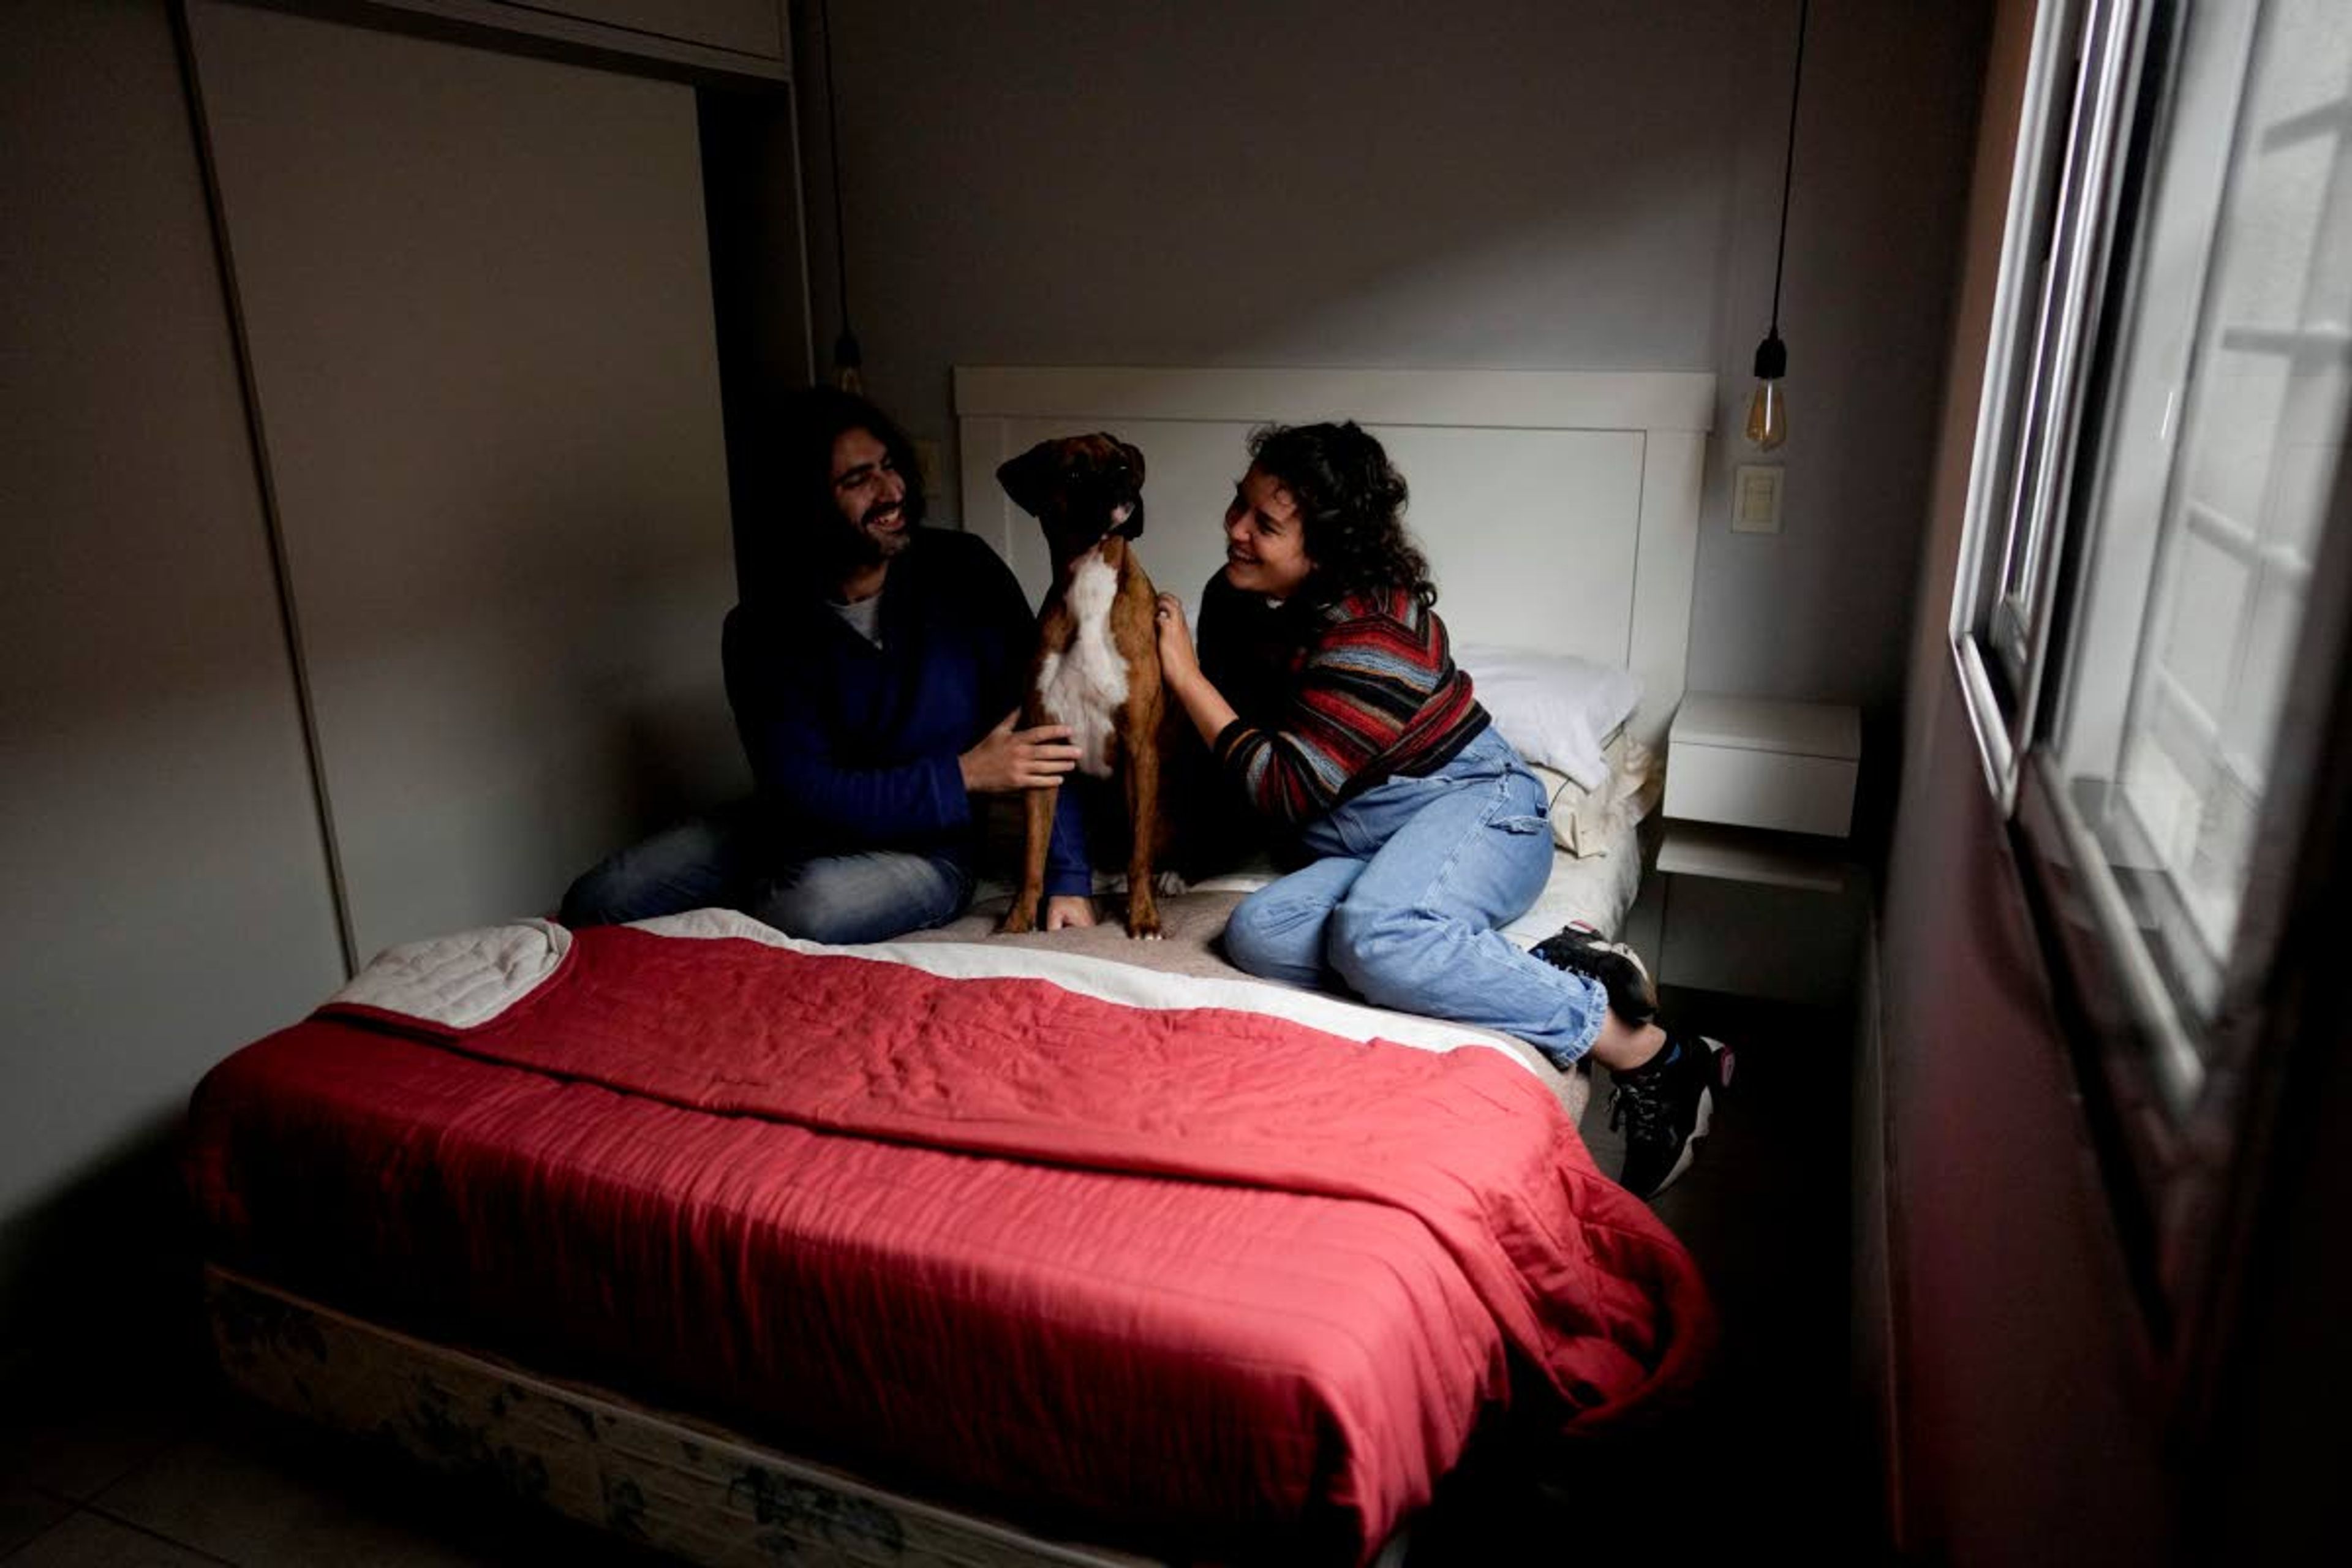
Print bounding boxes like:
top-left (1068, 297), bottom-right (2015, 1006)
top-left (1222, 728), bottom-right (1609, 1066)
top-left (559, 801), bottom-right (974, 945)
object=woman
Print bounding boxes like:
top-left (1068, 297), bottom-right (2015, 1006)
top-left (1154, 421), bottom-right (1727, 1199)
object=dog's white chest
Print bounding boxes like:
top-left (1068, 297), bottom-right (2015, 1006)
top-left (1035, 552), bottom-right (1129, 779)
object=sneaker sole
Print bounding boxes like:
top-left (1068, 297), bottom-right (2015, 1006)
top-left (1559, 925), bottom-right (1654, 990)
top-left (1646, 1036), bottom-right (1731, 1199)
top-left (1597, 938), bottom-right (1651, 989)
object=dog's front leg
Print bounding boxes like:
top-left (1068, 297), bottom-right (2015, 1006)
top-left (997, 779), bottom-right (1060, 934)
top-left (1120, 714), bottom-right (1164, 940)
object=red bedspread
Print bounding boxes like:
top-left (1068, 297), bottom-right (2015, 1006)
top-left (188, 924), bottom-right (1712, 1562)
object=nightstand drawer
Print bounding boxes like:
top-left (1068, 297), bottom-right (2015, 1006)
top-left (1665, 740), bottom-right (1857, 836)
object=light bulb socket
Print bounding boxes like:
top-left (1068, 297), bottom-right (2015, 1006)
top-left (1752, 331), bottom-right (1787, 382)
top-left (832, 328), bottom-right (864, 371)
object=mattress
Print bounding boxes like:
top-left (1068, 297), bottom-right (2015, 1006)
top-left (186, 903), bottom-right (1706, 1565)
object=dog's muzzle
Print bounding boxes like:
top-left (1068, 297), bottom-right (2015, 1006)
top-left (1050, 492), bottom-right (1145, 552)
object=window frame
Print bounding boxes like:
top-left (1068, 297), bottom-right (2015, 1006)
top-left (1951, 0), bottom-right (2149, 812)
top-left (1950, 0), bottom-right (2352, 1423)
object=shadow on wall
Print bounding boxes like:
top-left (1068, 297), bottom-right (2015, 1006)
top-left (799, 0), bottom-right (1756, 473)
top-left (543, 448), bottom-right (756, 865)
top-left (265, 439), bottom-right (748, 946)
top-left (0, 1109), bottom-right (206, 1393)
top-left (597, 679), bottom-right (747, 853)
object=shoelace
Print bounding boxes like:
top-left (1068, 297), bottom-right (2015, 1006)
top-left (1608, 1072), bottom-right (1673, 1142)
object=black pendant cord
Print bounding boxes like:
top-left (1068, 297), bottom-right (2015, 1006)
top-left (819, 0), bottom-right (858, 366)
top-left (1766, 0), bottom-right (1809, 339)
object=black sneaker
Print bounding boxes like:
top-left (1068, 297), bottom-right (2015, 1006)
top-left (1532, 924), bottom-right (1657, 1024)
top-left (1608, 1035), bottom-right (1732, 1199)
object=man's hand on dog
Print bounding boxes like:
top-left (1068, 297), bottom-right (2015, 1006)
top-left (960, 711), bottom-right (1082, 793)
top-left (1044, 895), bottom-right (1097, 931)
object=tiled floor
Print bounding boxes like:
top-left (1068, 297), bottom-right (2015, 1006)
top-left (1, 985), bottom-right (1863, 1566)
top-left (0, 1370), bottom-right (662, 1567)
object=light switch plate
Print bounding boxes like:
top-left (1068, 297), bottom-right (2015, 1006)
top-left (1733, 464), bottom-right (1784, 533)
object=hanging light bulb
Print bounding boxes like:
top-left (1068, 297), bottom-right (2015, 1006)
top-left (832, 328), bottom-right (864, 396)
top-left (1747, 0), bottom-right (1806, 453)
top-left (1746, 330), bottom-right (1788, 449)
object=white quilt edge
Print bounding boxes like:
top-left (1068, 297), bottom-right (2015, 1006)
top-left (633, 908), bottom-right (1537, 1073)
top-left (324, 908), bottom-right (1538, 1076)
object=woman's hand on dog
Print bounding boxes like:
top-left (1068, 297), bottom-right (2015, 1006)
top-left (1154, 594), bottom-right (1201, 689)
top-left (1156, 594), bottom-right (1238, 750)
top-left (961, 710), bottom-right (1082, 793)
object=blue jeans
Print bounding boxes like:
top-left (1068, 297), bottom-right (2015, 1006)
top-left (1221, 728), bottom-right (1609, 1065)
top-left (559, 801), bottom-right (974, 944)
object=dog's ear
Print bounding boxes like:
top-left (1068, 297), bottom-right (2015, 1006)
top-left (996, 442), bottom-right (1058, 517)
top-left (1112, 437), bottom-right (1146, 488)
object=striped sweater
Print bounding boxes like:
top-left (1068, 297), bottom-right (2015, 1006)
top-left (1207, 582), bottom-right (1489, 826)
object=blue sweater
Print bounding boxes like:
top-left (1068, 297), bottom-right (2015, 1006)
top-left (721, 529), bottom-right (1089, 898)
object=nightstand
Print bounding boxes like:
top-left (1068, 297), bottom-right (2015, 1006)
top-left (1646, 693), bottom-right (1866, 1005)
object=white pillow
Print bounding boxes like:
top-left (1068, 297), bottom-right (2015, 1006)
top-left (1453, 644), bottom-right (1641, 790)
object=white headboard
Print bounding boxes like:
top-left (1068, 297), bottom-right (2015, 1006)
top-left (954, 367), bottom-right (1714, 745)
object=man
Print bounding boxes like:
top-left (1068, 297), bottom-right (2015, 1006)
top-left (560, 388), bottom-right (1095, 941)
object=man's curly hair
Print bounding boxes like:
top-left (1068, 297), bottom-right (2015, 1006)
top-left (1246, 421), bottom-right (1435, 607)
top-left (747, 385), bottom-right (927, 600)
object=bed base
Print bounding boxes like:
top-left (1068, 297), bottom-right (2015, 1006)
top-left (202, 1264), bottom-right (1411, 1567)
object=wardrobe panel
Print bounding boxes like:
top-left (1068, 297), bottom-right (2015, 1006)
top-left (187, 0), bottom-right (745, 957)
top-left (353, 0), bottom-right (786, 71)
top-left (0, 0), bottom-right (344, 1251)
top-left (526, 0), bottom-right (783, 59)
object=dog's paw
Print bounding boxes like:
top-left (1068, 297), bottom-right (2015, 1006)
top-left (1125, 891), bottom-right (1161, 941)
top-left (996, 910), bottom-right (1036, 936)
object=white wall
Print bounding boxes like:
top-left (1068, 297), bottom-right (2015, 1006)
top-left (797, 0), bottom-right (1988, 726)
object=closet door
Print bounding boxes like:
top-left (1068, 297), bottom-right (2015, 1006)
top-left (1, 0), bottom-right (346, 1240)
top-left (186, 0), bottom-right (745, 957)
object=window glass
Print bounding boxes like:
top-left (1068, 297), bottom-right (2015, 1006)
top-left (2047, 0), bottom-right (2351, 1106)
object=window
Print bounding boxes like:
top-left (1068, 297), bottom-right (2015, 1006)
top-left (1953, 0), bottom-right (2146, 804)
top-left (1954, 0), bottom-right (2352, 1348)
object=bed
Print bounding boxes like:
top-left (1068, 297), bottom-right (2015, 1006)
top-left (186, 366), bottom-right (1717, 1566)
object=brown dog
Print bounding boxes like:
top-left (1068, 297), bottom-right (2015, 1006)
top-left (995, 434), bottom-right (1170, 938)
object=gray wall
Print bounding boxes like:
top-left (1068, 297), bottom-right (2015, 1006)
top-left (797, 0), bottom-right (1988, 729)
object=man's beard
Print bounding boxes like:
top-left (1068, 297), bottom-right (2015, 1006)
top-left (839, 499), bottom-right (913, 568)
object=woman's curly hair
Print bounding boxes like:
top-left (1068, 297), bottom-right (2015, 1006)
top-left (1246, 421), bottom-right (1435, 607)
